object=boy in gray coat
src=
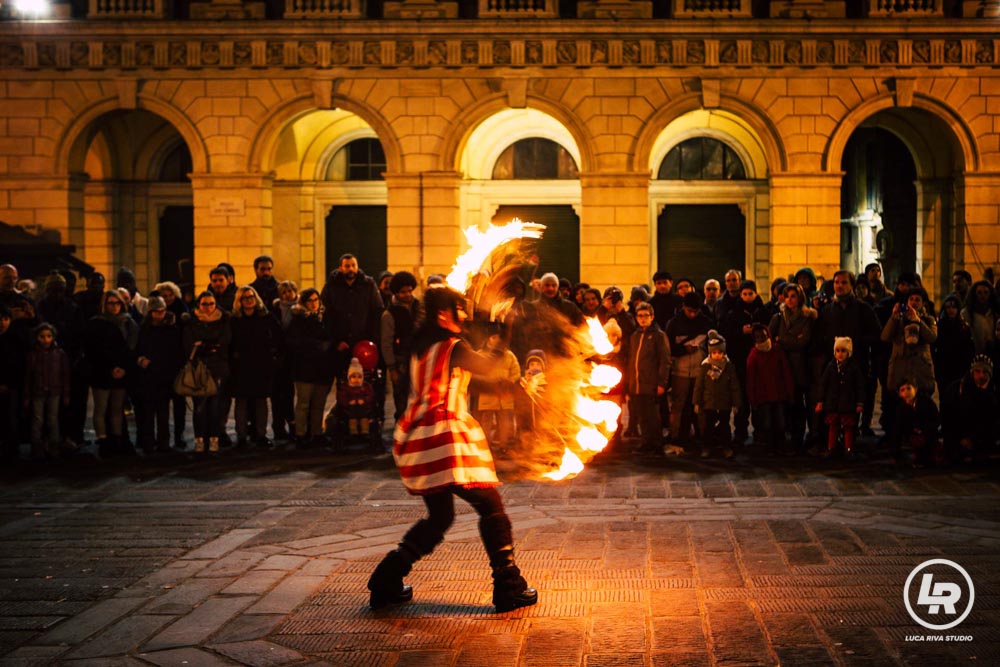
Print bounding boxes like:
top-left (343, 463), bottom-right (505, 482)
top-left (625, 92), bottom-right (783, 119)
top-left (694, 330), bottom-right (742, 458)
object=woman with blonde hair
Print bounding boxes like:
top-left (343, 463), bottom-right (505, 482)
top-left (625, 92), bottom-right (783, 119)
top-left (230, 286), bottom-right (282, 448)
top-left (152, 281), bottom-right (188, 318)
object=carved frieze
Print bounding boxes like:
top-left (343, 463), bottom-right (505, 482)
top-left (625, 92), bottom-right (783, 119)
top-left (1, 32), bottom-right (997, 71)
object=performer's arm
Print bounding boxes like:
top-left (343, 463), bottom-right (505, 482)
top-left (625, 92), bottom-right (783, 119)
top-left (451, 339), bottom-right (500, 376)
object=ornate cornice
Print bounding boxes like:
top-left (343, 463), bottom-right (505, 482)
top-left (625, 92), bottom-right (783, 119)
top-left (1, 20), bottom-right (998, 71)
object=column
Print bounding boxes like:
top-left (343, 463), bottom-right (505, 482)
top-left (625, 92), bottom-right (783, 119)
top-left (768, 172), bottom-right (842, 283)
top-left (189, 172), bottom-right (273, 284)
top-left (579, 171), bottom-right (650, 288)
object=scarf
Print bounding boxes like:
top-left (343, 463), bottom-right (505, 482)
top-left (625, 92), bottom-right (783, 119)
top-left (195, 308), bottom-right (223, 323)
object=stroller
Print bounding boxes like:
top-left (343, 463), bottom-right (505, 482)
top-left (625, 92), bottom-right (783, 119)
top-left (326, 343), bottom-right (384, 452)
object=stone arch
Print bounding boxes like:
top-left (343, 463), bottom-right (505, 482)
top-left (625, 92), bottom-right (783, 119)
top-left (441, 94), bottom-right (596, 175)
top-left (823, 93), bottom-right (979, 175)
top-left (633, 93), bottom-right (787, 175)
top-left (56, 95), bottom-right (207, 176)
top-left (138, 125), bottom-right (188, 181)
top-left (247, 94), bottom-right (402, 175)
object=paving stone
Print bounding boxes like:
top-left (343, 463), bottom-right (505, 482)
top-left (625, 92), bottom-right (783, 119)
top-left (584, 653), bottom-right (646, 666)
top-left (588, 604), bottom-right (646, 652)
top-left (138, 646), bottom-right (238, 666)
top-left (143, 596), bottom-right (257, 651)
top-left (704, 601), bottom-right (772, 665)
top-left (64, 614), bottom-right (175, 659)
top-left (650, 615), bottom-right (704, 652)
top-left (34, 596), bottom-right (148, 646)
top-left (522, 618), bottom-right (586, 666)
top-left (145, 578), bottom-right (235, 615)
top-left (254, 555), bottom-right (308, 571)
top-left (183, 529), bottom-right (266, 561)
top-left (772, 646), bottom-right (837, 666)
top-left (246, 575), bottom-right (327, 615)
top-left (220, 569), bottom-right (287, 596)
top-left (210, 640), bottom-right (305, 666)
top-left (198, 551), bottom-right (268, 578)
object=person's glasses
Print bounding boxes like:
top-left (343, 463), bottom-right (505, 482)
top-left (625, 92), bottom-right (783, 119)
top-left (201, 301), bottom-right (216, 307)
top-left (636, 313), bottom-right (652, 318)
top-left (106, 301), bottom-right (121, 308)
top-left (241, 295), bottom-right (256, 301)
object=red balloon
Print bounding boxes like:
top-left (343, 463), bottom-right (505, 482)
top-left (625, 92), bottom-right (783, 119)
top-left (353, 340), bottom-right (379, 371)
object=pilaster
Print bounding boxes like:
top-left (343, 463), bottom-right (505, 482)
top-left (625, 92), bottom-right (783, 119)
top-left (189, 172), bottom-right (274, 283)
top-left (385, 171), bottom-right (463, 280)
top-left (579, 171), bottom-right (650, 289)
top-left (768, 172), bottom-right (843, 284)
top-left (955, 172), bottom-right (1000, 278)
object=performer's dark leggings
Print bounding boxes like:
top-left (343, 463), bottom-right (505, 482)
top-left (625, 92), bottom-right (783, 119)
top-left (402, 486), bottom-right (512, 558)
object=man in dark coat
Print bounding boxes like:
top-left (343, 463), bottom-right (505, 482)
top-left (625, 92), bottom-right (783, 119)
top-left (208, 266), bottom-right (237, 313)
top-left (648, 270), bottom-right (682, 332)
top-left (320, 253), bottom-right (384, 378)
top-left (249, 255), bottom-right (279, 306)
top-left (381, 271), bottom-right (420, 421)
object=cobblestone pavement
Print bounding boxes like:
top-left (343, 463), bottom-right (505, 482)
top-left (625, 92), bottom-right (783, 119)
top-left (0, 447), bottom-right (998, 667)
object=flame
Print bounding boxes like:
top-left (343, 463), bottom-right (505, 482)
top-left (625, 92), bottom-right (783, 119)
top-left (586, 317), bottom-right (613, 355)
top-left (589, 364), bottom-right (623, 393)
top-left (542, 449), bottom-right (585, 481)
top-left (446, 218), bottom-right (544, 293)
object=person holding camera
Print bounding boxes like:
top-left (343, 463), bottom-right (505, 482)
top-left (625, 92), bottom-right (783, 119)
top-left (881, 286), bottom-right (938, 444)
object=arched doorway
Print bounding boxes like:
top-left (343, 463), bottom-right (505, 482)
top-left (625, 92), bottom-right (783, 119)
top-left (269, 110), bottom-right (388, 285)
top-left (460, 109), bottom-right (583, 284)
top-left (838, 108), bottom-right (963, 298)
top-left (70, 110), bottom-right (194, 290)
top-left (647, 109), bottom-right (770, 285)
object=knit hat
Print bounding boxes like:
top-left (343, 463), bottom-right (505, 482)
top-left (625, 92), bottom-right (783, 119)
top-left (834, 336), bottom-right (853, 356)
top-left (348, 357), bottom-right (364, 378)
top-left (525, 349), bottom-right (546, 369)
top-left (147, 296), bottom-right (166, 312)
top-left (629, 285), bottom-right (649, 303)
top-left (970, 354), bottom-right (993, 380)
top-left (707, 329), bottom-right (726, 354)
top-left (389, 271), bottom-right (417, 294)
top-left (682, 292), bottom-right (703, 309)
top-left (739, 280), bottom-right (758, 294)
top-left (603, 286), bottom-right (624, 304)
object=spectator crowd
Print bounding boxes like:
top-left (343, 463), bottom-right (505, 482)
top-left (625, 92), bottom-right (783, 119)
top-left (0, 255), bottom-right (997, 468)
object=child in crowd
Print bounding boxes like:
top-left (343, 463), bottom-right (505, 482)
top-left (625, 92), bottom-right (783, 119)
top-left (472, 324), bottom-right (521, 454)
top-left (745, 324), bottom-right (793, 455)
top-left (626, 302), bottom-right (671, 454)
top-left (891, 378), bottom-right (940, 466)
top-left (24, 323), bottom-right (70, 459)
top-left (816, 336), bottom-right (866, 459)
top-left (941, 355), bottom-right (998, 464)
top-left (693, 330), bottom-right (741, 458)
top-left (338, 357), bottom-right (375, 437)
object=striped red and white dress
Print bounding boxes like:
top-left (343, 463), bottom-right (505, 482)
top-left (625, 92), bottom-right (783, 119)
top-left (393, 337), bottom-right (499, 495)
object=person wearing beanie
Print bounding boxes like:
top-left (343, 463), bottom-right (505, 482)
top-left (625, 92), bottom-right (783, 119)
top-left (382, 270), bottom-right (420, 421)
top-left (745, 323), bottom-right (794, 455)
top-left (693, 330), bottom-right (741, 458)
top-left (816, 336), bottom-right (866, 459)
top-left (941, 354), bottom-right (999, 464)
top-left (719, 277), bottom-right (765, 446)
top-left (663, 290), bottom-right (712, 450)
top-left (133, 295), bottom-right (184, 453)
top-left (336, 356), bottom-right (375, 439)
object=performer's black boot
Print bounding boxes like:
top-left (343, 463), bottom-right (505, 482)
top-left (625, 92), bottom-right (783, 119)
top-left (367, 544), bottom-right (418, 609)
top-left (490, 547), bottom-right (537, 613)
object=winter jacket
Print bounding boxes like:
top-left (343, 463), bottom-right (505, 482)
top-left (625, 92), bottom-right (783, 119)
top-left (83, 314), bottom-right (138, 389)
top-left (818, 295), bottom-right (881, 367)
top-left (693, 357), bottom-right (741, 412)
top-left (719, 296), bottom-right (765, 369)
top-left (882, 311), bottom-right (937, 395)
top-left (381, 297), bottom-right (420, 371)
top-left (36, 295), bottom-right (84, 358)
top-left (769, 303), bottom-right (817, 388)
top-left (664, 312), bottom-right (712, 378)
top-left (933, 314), bottom-right (975, 391)
top-left (941, 375), bottom-right (999, 447)
top-left (230, 309), bottom-right (282, 398)
top-left (746, 346), bottom-right (794, 407)
top-left (250, 275), bottom-right (279, 307)
top-left (286, 306), bottom-right (335, 385)
top-left (649, 291), bottom-right (682, 331)
top-left (474, 348), bottom-right (520, 411)
top-left (627, 323), bottom-right (671, 396)
top-left (320, 269), bottom-right (384, 347)
top-left (337, 382), bottom-right (374, 418)
top-left (817, 358), bottom-right (866, 414)
top-left (182, 310), bottom-right (232, 381)
top-left (961, 306), bottom-right (996, 355)
top-left (206, 283), bottom-right (237, 313)
top-left (894, 395), bottom-right (940, 442)
top-left (24, 344), bottom-right (70, 400)
top-left (133, 312), bottom-right (185, 401)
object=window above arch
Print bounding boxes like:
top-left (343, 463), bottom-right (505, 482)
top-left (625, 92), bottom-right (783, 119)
top-left (492, 138), bottom-right (579, 180)
top-left (657, 137), bottom-right (746, 181)
top-left (326, 138), bottom-right (386, 181)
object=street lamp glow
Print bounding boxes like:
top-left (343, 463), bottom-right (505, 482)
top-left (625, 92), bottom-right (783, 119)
top-left (13, 0), bottom-right (50, 16)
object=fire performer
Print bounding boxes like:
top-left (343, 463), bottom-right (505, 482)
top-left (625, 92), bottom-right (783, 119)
top-left (367, 285), bottom-right (538, 613)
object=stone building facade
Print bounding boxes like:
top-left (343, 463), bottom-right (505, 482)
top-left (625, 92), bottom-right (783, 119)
top-left (1, 0), bottom-right (999, 299)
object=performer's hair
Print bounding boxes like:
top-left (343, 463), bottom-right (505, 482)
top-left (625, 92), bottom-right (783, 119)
top-left (412, 285), bottom-right (467, 357)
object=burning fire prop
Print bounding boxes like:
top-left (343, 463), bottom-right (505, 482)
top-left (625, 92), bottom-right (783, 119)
top-left (446, 220), bottom-right (623, 482)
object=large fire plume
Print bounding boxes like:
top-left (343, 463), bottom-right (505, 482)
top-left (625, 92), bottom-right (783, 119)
top-left (443, 220), bottom-right (623, 483)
